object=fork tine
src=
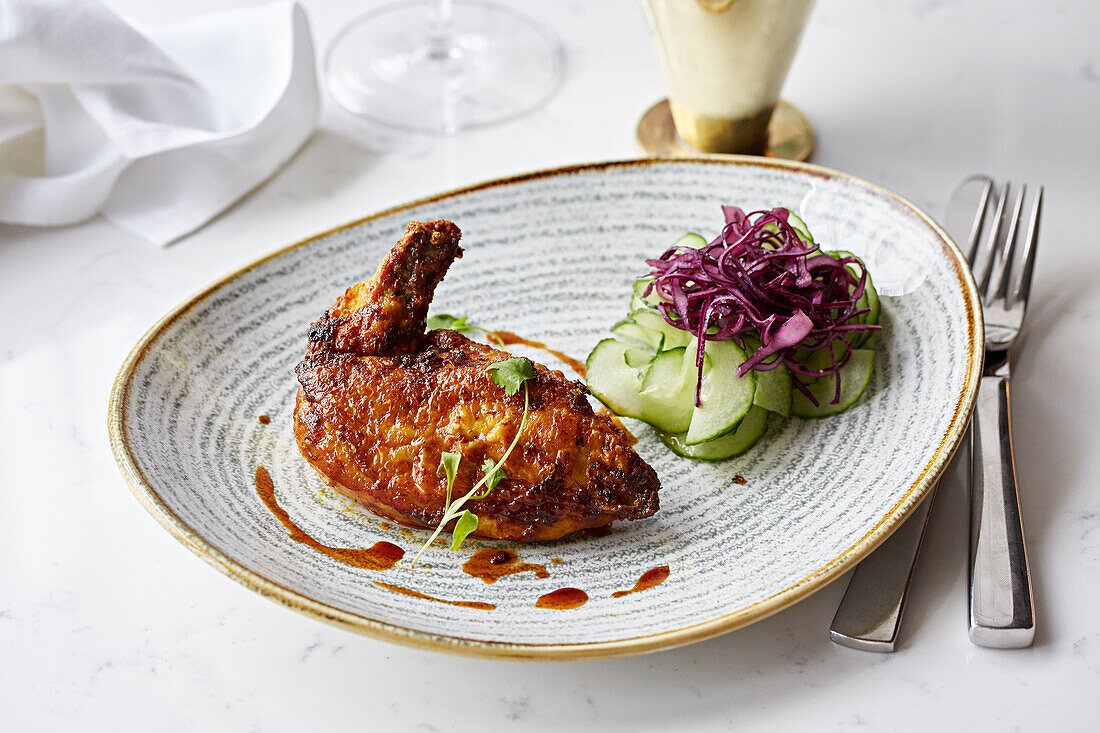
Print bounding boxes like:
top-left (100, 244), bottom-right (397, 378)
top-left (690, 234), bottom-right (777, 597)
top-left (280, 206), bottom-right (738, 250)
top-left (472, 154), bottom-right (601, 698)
top-left (992, 184), bottom-right (1027, 300)
top-left (972, 182), bottom-right (1010, 290)
top-left (1011, 186), bottom-right (1043, 308)
top-left (961, 177), bottom-right (995, 262)
top-left (966, 181), bottom-right (996, 268)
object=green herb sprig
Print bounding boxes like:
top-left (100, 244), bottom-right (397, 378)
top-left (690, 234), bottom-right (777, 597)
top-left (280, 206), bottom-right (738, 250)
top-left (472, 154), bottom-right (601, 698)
top-left (427, 312), bottom-right (508, 351)
top-left (409, 356), bottom-right (536, 567)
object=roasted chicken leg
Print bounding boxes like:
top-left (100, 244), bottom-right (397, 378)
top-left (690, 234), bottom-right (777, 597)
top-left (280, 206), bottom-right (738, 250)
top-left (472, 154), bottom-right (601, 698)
top-left (293, 220), bottom-right (660, 541)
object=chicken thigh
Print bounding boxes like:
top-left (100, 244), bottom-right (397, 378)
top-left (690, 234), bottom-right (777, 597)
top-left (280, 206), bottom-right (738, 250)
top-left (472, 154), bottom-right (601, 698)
top-left (294, 220), bottom-right (660, 542)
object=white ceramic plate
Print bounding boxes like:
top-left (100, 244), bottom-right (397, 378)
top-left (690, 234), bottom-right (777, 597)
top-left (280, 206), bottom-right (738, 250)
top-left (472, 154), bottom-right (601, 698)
top-left (109, 158), bottom-right (982, 660)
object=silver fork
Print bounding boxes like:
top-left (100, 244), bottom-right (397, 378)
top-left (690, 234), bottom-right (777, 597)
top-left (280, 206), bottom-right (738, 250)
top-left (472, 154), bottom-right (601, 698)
top-left (966, 176), bottom-right (1042, 648)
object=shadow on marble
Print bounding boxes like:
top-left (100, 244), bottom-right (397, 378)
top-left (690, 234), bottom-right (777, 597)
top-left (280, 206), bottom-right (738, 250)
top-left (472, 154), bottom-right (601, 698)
top-left (294, 578), bottom-right (881, 729)
top-left (1005, 269), bottom-right (1100, 650)
top-left (202, 128), bottom-right (384, 226)
top-left (0, 218), bottom-right (154, 359)
top-left (890, 443), bottom-right (969, 649)
top-left (887, 266), bottom-right (1097, 654)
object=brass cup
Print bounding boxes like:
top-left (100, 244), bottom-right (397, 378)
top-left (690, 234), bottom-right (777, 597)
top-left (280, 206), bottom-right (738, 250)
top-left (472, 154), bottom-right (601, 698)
top-left (641, 0), bottom-right (816, 155)
top-left (669, 102), bottom-right (774, 155)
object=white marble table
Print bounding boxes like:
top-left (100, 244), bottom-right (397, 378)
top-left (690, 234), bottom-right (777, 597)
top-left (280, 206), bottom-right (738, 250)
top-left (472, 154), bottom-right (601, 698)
top-left (3, 0), bottom-right (1098, 730)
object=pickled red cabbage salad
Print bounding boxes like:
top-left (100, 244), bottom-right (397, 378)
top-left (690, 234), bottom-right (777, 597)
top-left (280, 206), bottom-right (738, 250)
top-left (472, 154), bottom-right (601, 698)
top-left (584, 206), bottom-right (881, 461)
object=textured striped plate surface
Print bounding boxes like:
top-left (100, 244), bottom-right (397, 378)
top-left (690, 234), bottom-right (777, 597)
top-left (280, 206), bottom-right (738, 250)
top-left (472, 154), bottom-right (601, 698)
top-left (109, 158), bottom-right (982, 660)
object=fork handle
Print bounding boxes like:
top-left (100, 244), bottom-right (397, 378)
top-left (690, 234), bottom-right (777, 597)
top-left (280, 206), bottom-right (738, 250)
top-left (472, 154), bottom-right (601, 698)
top-left (969, 373), bottom-right (1035, 647)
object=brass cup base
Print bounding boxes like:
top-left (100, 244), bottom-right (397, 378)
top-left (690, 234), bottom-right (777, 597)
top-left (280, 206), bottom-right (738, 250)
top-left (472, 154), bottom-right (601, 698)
top-left (636, 98), bottom-right (814, 162)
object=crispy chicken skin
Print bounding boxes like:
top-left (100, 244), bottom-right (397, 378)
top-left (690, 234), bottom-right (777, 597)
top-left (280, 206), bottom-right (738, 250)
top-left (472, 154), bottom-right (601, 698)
top-left (293, 220), bottom-right (660, 541)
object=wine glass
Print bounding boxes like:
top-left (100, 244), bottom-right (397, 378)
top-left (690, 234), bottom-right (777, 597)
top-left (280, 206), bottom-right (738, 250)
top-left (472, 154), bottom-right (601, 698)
top-left (325, 0), bottom-right (564, 135)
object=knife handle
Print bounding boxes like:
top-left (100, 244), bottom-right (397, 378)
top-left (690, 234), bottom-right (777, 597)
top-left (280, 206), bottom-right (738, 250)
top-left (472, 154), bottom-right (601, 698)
top-left (969, 374), bottom-right (1035, 647)
top-left (828, 485), bottom-right (937, 652)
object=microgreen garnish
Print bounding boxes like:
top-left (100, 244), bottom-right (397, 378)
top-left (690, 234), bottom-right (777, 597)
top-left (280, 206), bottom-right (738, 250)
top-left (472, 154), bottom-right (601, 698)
top-left (480, 458), bottom-right (507, 494)
top-left (410, 357), bottom-right (536, 567)
top-left (450, 511), bottom-right (479, 551)
top-left (427, 312), bottom-right (507, 351)
top-left (426, 313), bottom-right (468, 331)
top-left (438, 451), bottom-right (461, 506)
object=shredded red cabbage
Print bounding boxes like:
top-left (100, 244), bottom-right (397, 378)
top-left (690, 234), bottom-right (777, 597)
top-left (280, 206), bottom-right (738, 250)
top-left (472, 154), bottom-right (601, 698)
top-left (644, 207), bottom-right (881, 407)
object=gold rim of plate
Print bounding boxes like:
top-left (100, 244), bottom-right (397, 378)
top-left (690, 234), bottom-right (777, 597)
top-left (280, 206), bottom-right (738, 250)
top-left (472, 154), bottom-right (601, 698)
top-left (637, 98), bottom-right (815, 162)
top-left (107, 157), bottom-right (983, 661)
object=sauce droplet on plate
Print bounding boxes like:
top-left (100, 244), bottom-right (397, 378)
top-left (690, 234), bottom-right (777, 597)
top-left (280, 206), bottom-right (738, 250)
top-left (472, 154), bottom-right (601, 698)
top-left (611, 566), bottom-right (671, 598)
top-left (255, 466), bottom-right (404, 571)
top-left (491, 331), bottom-right (586, 378)
top-left (535, 587), bottom-right (589, 610)
top-left (257, 414), bottom-right (271, 424)
top-left (463, 548), bottom-right (549, 584)
top-left (373, 581), bottom-right (494, 611)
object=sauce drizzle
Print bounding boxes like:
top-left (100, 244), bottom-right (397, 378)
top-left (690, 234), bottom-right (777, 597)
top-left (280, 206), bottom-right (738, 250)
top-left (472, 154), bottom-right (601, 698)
top-left (491, 331), bottom-right (586, 378)
top-left (463, 548), bottom-right (550, 584)
top-left (255, 466), bottom-right (404, 571)
top-left (535, 587), bottom-right (589, 610)
top-left (372, 581), bottom-right (495, 611)
top-left (612, 566), bottom-right (671, 598)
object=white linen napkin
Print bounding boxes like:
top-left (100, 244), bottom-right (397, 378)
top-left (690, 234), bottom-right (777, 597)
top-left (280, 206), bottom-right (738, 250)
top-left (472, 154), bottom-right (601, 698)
top-left (0, 0), bottom-right (319, 244)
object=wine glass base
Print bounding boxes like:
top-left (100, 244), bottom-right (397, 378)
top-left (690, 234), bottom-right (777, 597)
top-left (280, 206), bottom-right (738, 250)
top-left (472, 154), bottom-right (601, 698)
top-left (326, 0), bottom-right (564, 134)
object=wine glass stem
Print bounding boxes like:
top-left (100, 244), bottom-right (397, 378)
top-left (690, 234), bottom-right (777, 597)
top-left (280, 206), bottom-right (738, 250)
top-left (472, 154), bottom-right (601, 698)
top-left (428, 0), bottom-right (458, 61)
